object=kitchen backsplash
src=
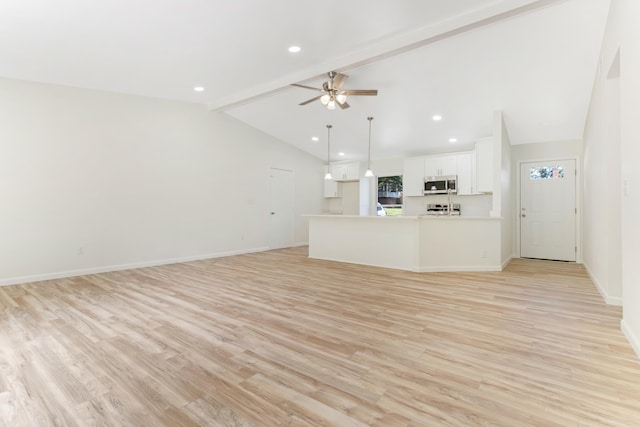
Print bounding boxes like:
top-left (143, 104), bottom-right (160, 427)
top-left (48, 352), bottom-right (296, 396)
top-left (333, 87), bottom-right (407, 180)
top-left (404, 194), bottom-right (492, 217)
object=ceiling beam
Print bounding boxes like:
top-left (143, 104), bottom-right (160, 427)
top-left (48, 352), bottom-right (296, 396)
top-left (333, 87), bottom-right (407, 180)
top-left (207, 0), bottom-right (567, 112)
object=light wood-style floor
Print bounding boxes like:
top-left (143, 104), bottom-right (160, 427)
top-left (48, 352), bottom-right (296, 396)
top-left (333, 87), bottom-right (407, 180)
top-left (1, 247), bottom-right (640, 426)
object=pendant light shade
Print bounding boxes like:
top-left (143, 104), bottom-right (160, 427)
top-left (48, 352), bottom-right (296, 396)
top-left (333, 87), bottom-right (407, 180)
top-left (324, 124), bottom-right (333, 180)
top-left (364, 116), bottom-right (374, 177)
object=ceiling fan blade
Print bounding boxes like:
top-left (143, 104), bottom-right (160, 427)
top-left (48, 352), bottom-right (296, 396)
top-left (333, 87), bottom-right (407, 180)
top-left (337, 99), bottom-right (350, 109)
top-left (332, 73), bottom-right (349, 90)
top-left (342, 89), bottom-right (378, 96)
top-left (291, 83), bottom-right (321, 91)
top-left (299, 95), bottom-right (322, 106)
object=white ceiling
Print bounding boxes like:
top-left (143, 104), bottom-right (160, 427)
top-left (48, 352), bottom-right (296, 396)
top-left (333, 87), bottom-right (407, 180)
top-left (0, 0), bottom-right (610, 162)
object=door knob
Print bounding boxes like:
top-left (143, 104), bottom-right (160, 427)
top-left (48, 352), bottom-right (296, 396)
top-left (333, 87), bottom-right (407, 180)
top-left (270, 212), bottom-right (275, 215)
top-left (521, 214), bottom-right (526, 218)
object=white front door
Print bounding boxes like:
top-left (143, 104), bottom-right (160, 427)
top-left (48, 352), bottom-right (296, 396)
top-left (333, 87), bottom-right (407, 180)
top-left (269, 168), bottom-right (294, 249)
top-left (520, 160), bottom-right (576, 261)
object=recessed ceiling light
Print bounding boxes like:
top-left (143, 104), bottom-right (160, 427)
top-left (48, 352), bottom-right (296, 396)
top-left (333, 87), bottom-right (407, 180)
top-left (432, 115), bottom-right (442, 121)
top-left (449, 138), bottom-right (458, 143)
top-left (288, 46), bottom-right (301, 53)
top-left (338, 152), bottom-right (345, 156)
top-left (193, 86), bottom-right (205, 92)
top-left (311, 136), bottom-right (319, 142)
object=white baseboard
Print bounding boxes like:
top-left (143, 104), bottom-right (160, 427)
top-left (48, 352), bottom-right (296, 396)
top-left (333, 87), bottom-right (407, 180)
top-left (309, 255), bottom-right (416, 272)
top-left (621, 319), bottom-right (640, 361)
top-left (292, 242), bottom-right (309, 248)
top-left (0, 246), bottom-right (270, 287)
top-left (583, 263), bottom-right (623, 306)
top-left (501, 255), bottom-right (514, 270)
top-left (309, 254), bottom-right (503, 273)
top-left (415, 265), bottom-right (503, 273)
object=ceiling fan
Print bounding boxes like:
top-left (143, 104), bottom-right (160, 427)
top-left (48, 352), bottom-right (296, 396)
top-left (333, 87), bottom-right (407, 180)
top-left (292, 71), bottom-right (378, 110)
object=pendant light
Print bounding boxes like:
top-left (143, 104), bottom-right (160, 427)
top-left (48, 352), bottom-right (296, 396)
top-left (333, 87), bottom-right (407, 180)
top-left (324, 124), bottom-right (333, 180)
top-left (364, 116), bottom-right (374, 177)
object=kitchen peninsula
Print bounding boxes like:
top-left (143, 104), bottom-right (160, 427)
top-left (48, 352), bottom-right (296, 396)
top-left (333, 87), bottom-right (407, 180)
top-left (311, 111), bottom-right (513, 273)
top-left (307, 214), bottom-right (505, 272)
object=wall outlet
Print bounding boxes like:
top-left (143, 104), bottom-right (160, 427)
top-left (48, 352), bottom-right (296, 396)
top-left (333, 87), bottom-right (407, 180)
top-left (77, 246), bottom-right (84, 256)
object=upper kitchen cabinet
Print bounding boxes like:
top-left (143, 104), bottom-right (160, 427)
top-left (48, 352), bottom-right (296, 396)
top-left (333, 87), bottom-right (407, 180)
top-left (456, 152), bottom-right (473, 195)
top-left (324, 178), bottom-right (341, 198)
top-left (331, 162), bottom-right (360, 181)
top-left (403, 157), bottom-right (425, 196)
top-left (475, 137), bottom-right (494, 193)
top-left (424, 154), bottom-right (458, 177)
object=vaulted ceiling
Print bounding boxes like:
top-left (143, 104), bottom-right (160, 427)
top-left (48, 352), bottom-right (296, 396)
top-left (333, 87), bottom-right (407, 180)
top-left (0, 0), bottom-right (610, 162)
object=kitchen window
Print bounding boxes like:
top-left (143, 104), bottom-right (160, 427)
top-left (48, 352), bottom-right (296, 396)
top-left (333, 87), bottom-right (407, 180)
top-left (378, 175), bottom-right (403, 215)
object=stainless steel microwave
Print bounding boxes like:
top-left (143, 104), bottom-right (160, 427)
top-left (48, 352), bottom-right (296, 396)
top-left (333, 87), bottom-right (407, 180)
top-left (424, 175), bottom-right (457, 195)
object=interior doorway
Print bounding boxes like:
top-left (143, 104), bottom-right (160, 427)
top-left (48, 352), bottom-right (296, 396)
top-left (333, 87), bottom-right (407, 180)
top-left (520, 160), bottom-right (576, 261)
top-left (268, 168), bottom-right (294, 249)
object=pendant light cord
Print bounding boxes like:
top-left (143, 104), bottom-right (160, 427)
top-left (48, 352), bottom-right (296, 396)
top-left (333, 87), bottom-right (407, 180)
top-left (326, 124), bottom-right (332, 165)
top-left (367, 117), bottom-right (374, 172)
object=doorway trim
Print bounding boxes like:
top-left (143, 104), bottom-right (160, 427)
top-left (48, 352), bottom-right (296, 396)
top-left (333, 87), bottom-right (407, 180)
top-left (516, 155), bottom-right (581, 262)
top-left (268, 167), bottom-right (295, 250)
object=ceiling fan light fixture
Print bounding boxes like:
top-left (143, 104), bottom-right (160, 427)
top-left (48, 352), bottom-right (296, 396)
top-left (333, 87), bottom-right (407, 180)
top-left (293, 72), bottom-right (378, 110)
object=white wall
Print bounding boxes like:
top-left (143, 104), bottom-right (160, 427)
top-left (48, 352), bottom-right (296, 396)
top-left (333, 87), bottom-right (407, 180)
top-left (0, 78), bottom-right (325, 285)
top-left (370, 157), bottom-right (404, 178)
top-left (511, 140), bottom-right (583, 162)
top-left (499, 115), bottom-right (513, 265)
top-left (583, 0), bottom-right (640, 358)
top-left (583, 59), bottom-right (622, 304)
top-left (619, 0), bottom-right (640, 358)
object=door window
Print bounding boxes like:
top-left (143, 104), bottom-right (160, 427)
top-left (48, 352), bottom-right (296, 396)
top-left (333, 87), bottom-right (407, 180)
top-left (530, 166), bottom-right (565, 180)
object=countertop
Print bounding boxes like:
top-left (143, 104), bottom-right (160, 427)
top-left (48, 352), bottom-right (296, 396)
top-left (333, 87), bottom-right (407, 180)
top-left (306, 214), bottom-right (502, 220)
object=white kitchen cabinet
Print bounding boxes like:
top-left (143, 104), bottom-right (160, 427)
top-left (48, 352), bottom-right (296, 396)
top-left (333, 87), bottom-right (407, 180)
top-left (456, 152), bottom-right (473, 195)
top-left (324, 178), bottom-right (341, 198)
top-left (424, 154), bottom-right (458, 177)
top-left (403, 157), bottom-right (425, 196)
top-left (475, 137), bottom-right (494, 193)
top-left (331, 162), bottom-right (360, 181)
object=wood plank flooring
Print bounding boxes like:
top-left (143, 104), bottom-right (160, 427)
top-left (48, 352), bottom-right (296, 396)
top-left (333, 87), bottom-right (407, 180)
top-left (1, 247), bottom-right (640, 426)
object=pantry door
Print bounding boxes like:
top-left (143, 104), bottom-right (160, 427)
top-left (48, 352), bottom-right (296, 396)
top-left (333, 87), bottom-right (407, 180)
top-left (520, 160), bottom-right (576, 261)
